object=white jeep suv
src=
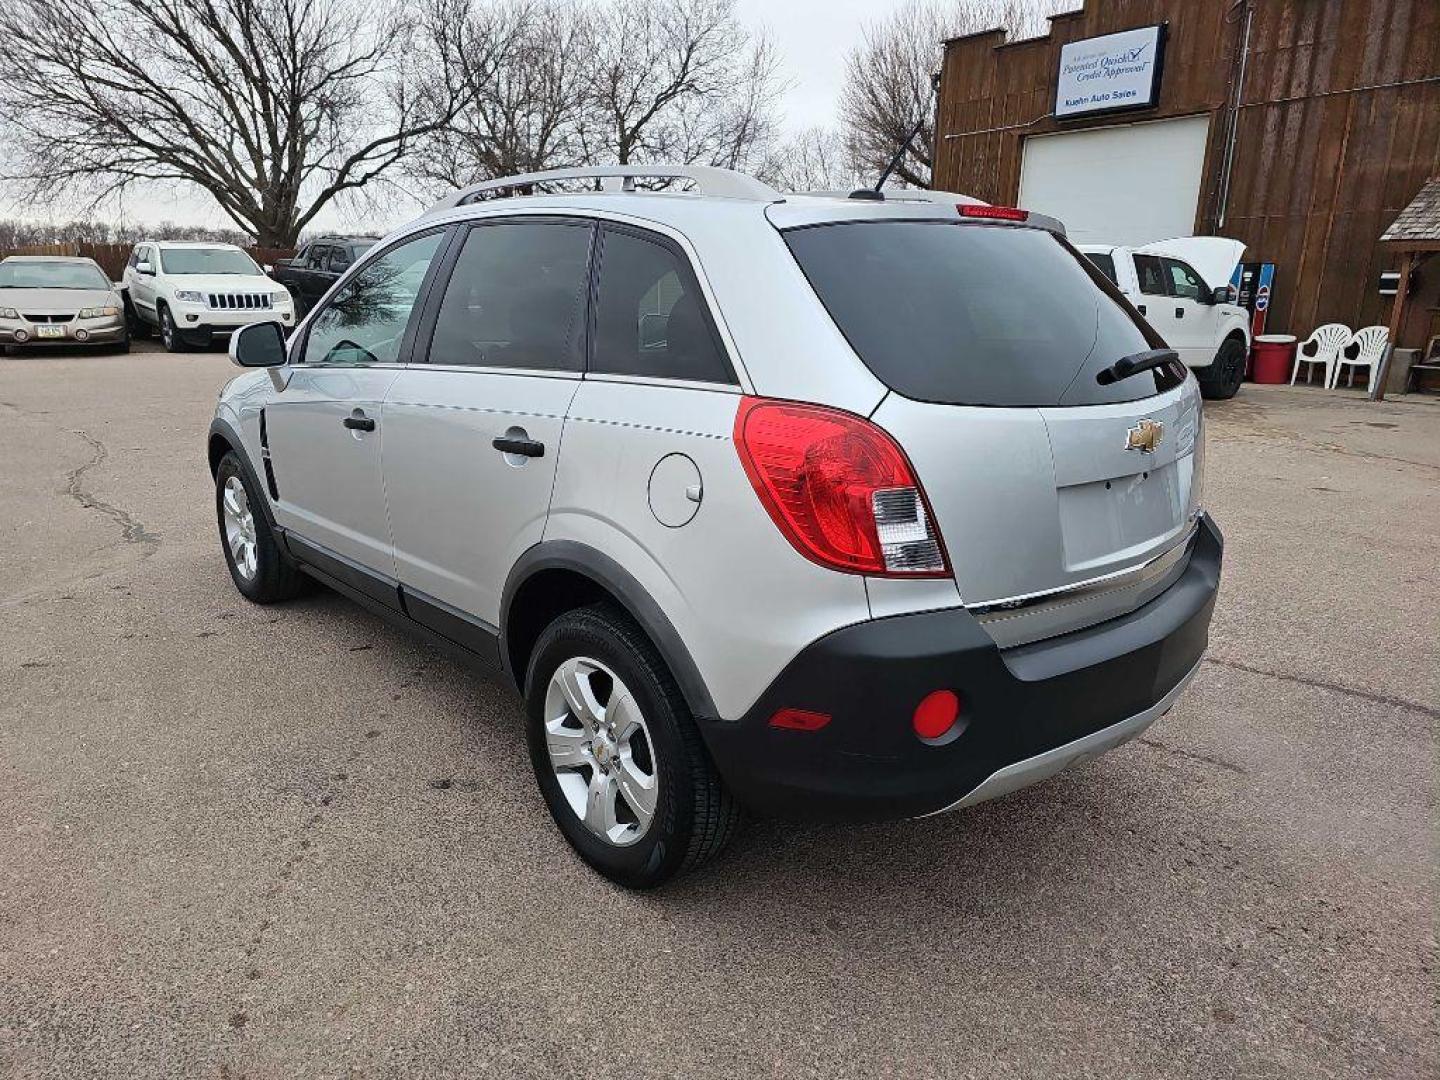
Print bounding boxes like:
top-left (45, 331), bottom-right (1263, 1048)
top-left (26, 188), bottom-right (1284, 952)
top-left (124, 241), bottom-right (294, 351)
top-left (208, 166), bottom-right (1222, 888)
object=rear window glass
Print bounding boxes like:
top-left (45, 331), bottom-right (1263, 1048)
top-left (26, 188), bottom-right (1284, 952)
top-left (783, 221), bottom-right (1181, 407)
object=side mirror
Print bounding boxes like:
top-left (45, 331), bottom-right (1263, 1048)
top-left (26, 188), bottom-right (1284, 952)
top-left (262, 263), bottom-right (276, 274)
top-left (230, 320), bottom-right (287, 368)
top-left (1210, 285), bottom-right (1233, 305)
top-left (136, 261), bottom-right (154, 276)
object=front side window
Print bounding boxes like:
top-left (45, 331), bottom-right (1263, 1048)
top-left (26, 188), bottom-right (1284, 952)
top-left (1163, 258), bottom-right (1205, 300)
top-left (302, 231), bottom-right (445, 365)
top-left (158, 247), bottom-right (261, 276)
top-left (304, 245), bottom-right (327, 270)
top-left (591, 228), bottom-right (733, 384)
top-left (427, 221), bottom-right (591, 371)
top-left (1133, 254), bottom-right (1168, 297)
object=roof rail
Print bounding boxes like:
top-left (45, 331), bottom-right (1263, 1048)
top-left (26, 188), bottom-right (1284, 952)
top-left (429, 165), bottom-right (781, 212)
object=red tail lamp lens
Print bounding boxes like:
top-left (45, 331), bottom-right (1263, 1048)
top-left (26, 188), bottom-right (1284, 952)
top-left (769, 708), bottom-right (832, 732)
top-left (958, 204), bottom-right (1029, 222)
top-left (733, 397), bottom-right (948, 577)
top-left (913, 690), bottom-right (961, 741)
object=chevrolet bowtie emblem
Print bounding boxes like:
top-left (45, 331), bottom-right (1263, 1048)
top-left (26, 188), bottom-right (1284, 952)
top-left (1125, 419), bottom-right (1164, 453)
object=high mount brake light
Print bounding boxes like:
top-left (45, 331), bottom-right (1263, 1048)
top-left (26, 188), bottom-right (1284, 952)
top-left (958, 204), bottom-right (1029, 222)
top-left (733, 397), bottom-right (949, 578)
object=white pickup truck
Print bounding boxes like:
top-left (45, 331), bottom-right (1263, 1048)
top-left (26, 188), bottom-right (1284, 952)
top-left (1079, 238), bottom-right (1250, 400)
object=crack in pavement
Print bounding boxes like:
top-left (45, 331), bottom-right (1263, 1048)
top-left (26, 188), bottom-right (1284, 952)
top-left (1203, 656), bottom-right (1439, 720)
top-left (65, 429), bottom-right (160, 551)
top-left (1137, 736), bottom-right (1248, 775)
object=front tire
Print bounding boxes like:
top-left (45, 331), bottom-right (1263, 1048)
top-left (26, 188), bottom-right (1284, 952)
top-left (525, 605), bottom-right (740, 888)
top-left (1198, 337), bottom-right (1247, 400)
top-left (215, 451), bottom-right (309, 603)
top-left (158, 304), bottom-right (189, 353)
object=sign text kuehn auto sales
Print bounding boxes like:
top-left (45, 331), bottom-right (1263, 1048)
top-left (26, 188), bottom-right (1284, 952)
top-left (1055, 25), bottom-right (1167, 120)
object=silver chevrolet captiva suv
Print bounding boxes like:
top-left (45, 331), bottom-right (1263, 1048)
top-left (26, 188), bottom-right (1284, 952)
top-left (211, 165), bottom-right (1221, 888)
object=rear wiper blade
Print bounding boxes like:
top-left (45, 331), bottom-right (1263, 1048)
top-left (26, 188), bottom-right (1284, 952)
top-left (1096, 348), bottom-right (1179, 386)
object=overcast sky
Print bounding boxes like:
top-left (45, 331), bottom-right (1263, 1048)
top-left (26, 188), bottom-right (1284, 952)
top-left (1, 0), bottom-right (965, 234)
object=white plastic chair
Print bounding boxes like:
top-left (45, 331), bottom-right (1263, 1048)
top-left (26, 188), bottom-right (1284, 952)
top-left (1331, 325), bottom-right (1389, 392)
top-left (1292, 323), bottom-right (1352, 386)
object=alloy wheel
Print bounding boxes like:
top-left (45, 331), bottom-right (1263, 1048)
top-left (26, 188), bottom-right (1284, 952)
top-left (221, 475), bottom-right (258, 580)
top-left (543, 656), bottom-right (659, 846)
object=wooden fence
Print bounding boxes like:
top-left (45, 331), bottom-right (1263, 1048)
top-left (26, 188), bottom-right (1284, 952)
top-left (0, 242), bottom-right (295, 280)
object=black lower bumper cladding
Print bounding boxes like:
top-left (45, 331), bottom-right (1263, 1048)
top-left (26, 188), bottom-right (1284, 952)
top-left (701, 514), bottom-right (1223, 821)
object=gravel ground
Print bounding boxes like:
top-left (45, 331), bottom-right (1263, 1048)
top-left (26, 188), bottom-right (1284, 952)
top-left (1, 341), bottom-right (1436, 1079)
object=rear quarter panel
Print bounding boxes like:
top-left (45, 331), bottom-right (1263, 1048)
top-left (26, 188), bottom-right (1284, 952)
top-left (545, 380), bottom-right (873, 722)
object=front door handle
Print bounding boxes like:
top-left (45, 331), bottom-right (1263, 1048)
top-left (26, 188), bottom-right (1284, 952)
top-left (343, 413), bottom-right (376, 432)
top-left (492, 435), bottom-right (545, 458)
top-left (1138, 304), bottom-right (1147, 316)
top-left (1175, 307), bottom-right (1185, 318)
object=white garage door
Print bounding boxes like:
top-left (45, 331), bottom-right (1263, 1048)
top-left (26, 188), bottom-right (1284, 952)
top-left (1018, 115), bottom-right (1211, 246)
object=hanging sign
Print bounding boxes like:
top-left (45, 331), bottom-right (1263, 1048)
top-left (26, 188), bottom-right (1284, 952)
top-left (1056, 25), bottom-right (1167, 119)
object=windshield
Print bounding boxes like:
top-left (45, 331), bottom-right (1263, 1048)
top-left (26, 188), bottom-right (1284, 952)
top-left (783, 221), bottom-right (1182, 407)
top-left (158, 247), bottom-right (260, 276)
top-left (0, 261), bottom-right (111, 290)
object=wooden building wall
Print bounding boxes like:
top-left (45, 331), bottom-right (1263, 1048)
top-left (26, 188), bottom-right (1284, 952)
top-left (934, 0), bottom-right (1440, 343)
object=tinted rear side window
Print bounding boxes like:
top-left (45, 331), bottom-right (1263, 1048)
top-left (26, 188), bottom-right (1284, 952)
top-left (429, 221), bottom-right (592, 371)
top-left (592, 228), bottom-right (734, 384)
top-left (784, 221), bottom-right (1179, 407)
top-left (1085, 251), bottom-right (1118, 284)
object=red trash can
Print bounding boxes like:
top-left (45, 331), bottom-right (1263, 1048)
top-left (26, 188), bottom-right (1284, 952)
top-left (1250, 334), bottom-right (1297, 384)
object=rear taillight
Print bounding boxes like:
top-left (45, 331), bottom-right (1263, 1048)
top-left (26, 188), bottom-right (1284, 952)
top-left (733, 397), bottom-right (948, 577)
top-left (958, 204), bottom-right (1029, 222)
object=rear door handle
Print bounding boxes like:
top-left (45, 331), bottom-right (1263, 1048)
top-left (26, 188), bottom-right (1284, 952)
top-left (1138, 304), bottom-right (1147, 316)
top-left (492, 435), bottom-right (545, 458)
top-left (1175, 307), bottom-right (1185, 318)
top-left (343, 413), bottom-right (376, 432)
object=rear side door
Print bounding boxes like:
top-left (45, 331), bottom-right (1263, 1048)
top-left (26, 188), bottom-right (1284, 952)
top-left (265, 228), bottom-right (450, 584)
top-left (381, 217), bottom-right (593, 641)
top-left (1130, 253), bottom-right (1184, 354)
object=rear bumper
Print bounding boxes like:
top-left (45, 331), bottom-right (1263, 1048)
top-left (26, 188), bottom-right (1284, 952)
top-left (700, 513), bottom-right (1222, 822)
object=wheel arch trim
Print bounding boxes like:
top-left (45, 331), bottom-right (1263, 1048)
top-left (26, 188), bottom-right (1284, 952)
top-left (500, 540), bottom-right (719, 722)
top-left (207, 416), bottom-right (276, 529)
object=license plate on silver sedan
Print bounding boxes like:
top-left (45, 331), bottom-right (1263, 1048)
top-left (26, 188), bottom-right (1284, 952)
top-left (36, 325), bottom-right (65, 339)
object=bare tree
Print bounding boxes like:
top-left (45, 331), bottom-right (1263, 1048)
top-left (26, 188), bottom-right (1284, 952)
top-left (842, 0), bottom-right (1074, 189)
top-left (0, 0), bottom-right (476, 245)
top-left (586, 0), bottom-right (780, 169)
top-left (762, 127), bottom-right (857, 193)
top-left (408, 0), bottom-right (781, 196)
top-left (410, 0), bottom-right (592, 192)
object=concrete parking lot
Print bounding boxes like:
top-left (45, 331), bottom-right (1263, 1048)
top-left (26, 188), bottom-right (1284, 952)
top-left (1, 341), bottom-right (1436, 1079)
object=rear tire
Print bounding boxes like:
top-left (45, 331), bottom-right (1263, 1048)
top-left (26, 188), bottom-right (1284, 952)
top-left (524, 604), bottom-right (740, 888)
top-left (1198, 337), bottom-right (1247, 400)
top-left (215, 451), bottom-right (309, 603)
